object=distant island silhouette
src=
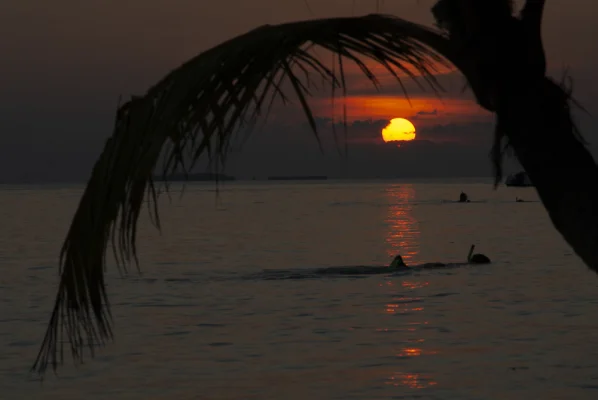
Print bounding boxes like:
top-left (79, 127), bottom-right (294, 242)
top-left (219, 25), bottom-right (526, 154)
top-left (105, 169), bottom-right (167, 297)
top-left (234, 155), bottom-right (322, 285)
top-left (267, 175), bottom-right (328, 181)
top-left (154, 172), bottom-right (236, 182)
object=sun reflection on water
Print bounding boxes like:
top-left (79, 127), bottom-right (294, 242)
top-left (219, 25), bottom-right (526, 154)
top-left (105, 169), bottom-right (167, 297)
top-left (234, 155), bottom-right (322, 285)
top-left (396, 343), bottom-right (438, 358)
top-left (384, 296), bottom-right (424, 314)
top-left (384, 184), bottom-right (420, 263)
top-left (401, 281), bottom-right (429, 290)
top-left (386, 372), bottom-right (438, 389)
top-left (376, 241), bottom-right (441, 391)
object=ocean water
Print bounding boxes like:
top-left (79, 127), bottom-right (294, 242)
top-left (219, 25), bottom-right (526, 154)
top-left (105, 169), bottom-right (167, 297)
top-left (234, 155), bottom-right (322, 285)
top-left (1, 180), bottom-right (598, 399)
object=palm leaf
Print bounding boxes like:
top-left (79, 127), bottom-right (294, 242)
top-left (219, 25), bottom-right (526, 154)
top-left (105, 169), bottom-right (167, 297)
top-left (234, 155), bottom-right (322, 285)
top-left (33, 2), bottom-right (598, 377)
top-left (32, 14), bottom-right (456, 375)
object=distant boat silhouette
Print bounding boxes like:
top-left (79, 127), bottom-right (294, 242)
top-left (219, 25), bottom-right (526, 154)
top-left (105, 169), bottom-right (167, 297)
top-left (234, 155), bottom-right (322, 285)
top-left (505, 171), bottom-right (533, 187)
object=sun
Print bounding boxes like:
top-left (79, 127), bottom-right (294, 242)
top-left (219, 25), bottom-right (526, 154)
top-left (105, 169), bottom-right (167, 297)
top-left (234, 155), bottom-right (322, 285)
top-left (382, 118), bottom-right (416, 143)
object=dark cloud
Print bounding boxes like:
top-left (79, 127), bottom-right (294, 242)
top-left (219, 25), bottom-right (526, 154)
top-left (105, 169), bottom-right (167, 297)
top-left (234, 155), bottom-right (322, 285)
top-left (0, 104), bottom-right (113, 183)
top-left (323, 70), bottom-right (471, 100)
top-left (416, 121), bottom-right (496, 144)
top-left (415, 109), bottom-right (438, 116)
top-left (222, 131), bottom-right (498, 179)
top-left (299, 118), bottom-right (497, 146)
top-left (174, 106), bottom-right (598, 181)
top-left (215, 117), bottom-right (509, 179)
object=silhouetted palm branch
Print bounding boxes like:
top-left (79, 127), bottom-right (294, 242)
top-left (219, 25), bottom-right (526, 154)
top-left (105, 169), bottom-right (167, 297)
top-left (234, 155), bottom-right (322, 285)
top-left (34, 1), bottom-right (598, 378)
top-left (32, 14), bottom-right (455, 375)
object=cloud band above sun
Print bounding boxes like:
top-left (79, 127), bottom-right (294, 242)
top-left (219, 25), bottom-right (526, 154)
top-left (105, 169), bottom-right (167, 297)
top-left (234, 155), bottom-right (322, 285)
top-left (382, 118), bottom-right (416, 142)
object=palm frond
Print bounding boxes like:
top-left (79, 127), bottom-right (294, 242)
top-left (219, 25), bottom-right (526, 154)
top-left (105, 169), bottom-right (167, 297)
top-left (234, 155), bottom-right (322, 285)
top-left (32, 14), bottom-right (455, 375)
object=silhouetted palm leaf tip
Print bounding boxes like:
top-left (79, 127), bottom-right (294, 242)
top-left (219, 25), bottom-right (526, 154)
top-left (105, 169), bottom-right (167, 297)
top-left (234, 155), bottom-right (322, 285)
top-left (32, 14), bottom-right (455, 375)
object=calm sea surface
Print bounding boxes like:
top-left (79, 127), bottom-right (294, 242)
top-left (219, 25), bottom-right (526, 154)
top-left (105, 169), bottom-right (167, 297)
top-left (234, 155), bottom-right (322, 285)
top-left (1, 179), bottom-right (598, 399)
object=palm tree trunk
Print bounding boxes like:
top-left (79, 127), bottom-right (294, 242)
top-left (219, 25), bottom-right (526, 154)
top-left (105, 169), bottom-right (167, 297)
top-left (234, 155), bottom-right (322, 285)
top-left (502, 80), bottom-right (598, 271)
top-left (438, 0), bottom-right (598, 270)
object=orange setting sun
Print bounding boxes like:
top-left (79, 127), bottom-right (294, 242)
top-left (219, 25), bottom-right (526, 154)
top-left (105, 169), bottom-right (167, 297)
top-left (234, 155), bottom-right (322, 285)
top-left (382, 118), bottom-right (416, 143)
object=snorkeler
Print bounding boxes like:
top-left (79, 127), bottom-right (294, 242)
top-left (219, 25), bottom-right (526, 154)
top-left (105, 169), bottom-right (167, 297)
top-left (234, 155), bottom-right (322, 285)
top-left (459, 191), bottom-right (470, 202)
top-left (467, 244), bottom-right (491, 264)
top-left (389, 255), bottom-right (445, 269)
top-left (390, 245), bottom-right (491, 270)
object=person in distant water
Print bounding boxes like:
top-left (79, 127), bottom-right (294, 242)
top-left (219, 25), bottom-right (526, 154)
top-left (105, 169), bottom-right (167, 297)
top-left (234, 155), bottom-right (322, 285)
top-left (516, 197), bottom-right (524, 202)
top-left (389, 255), bottom-right (409, 270)
top-left (467, 244), bottom-right (491, 264)
top-left (459, 191), bottom-right (470, 202)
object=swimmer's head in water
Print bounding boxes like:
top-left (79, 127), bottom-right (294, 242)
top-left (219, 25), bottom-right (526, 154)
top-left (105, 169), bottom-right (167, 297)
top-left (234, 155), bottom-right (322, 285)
top-left (469, 254), bottom-right (491, 264)
top-left (467, 244), bottom-right (490, 264)
top-left (467, 245), bottom-right (491, 264)
top-left (389, 255), bottom-right (407, 269)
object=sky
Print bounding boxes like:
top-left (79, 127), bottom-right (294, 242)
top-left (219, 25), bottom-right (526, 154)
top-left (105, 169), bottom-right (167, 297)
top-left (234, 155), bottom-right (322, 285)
top-left (2, 0), bottom-right (598, 182)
